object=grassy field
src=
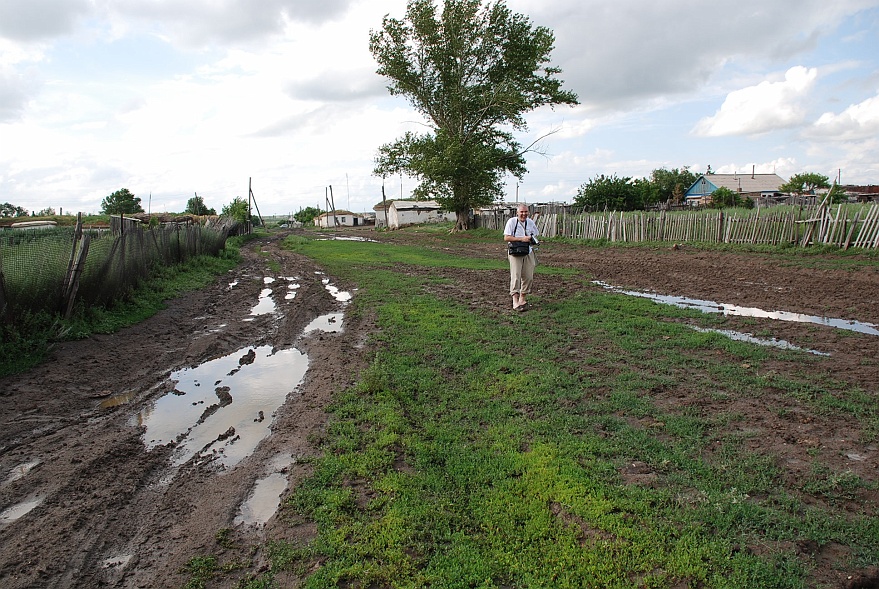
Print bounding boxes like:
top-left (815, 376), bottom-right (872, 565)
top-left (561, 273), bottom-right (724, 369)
top-left (190, 234), bottom-right (879, 589)
top-left (0, 234), bottom-right (254, 377)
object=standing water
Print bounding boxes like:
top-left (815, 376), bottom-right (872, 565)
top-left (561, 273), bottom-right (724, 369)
top-left (137, 345), bottom-right (308, 468)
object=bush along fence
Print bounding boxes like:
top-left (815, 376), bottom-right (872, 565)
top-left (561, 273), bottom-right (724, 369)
top-left (481, 199), bottom-right (879, 250)
top-left (0, 213), bottom-right (238, 323)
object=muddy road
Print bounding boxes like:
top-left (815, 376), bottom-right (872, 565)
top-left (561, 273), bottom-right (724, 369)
top-left (1, 228), bottom-right (878, 588)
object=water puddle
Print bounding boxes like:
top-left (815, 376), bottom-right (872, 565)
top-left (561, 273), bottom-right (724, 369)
top-left (0, 497), bottom-right (43, 524)
top-left (102, 554), bottom-right (133, 569)
top-left (101, 391), bottom-right (137, 409)
top-left (285, 277), bottom-right (301, 300)
top-left (3, 460), bottom-right (40, 485)
top-left (234, 473), bottom-right (287, 526)
top-left (316, 235), bottom-right (378, 242)
top-left (322, 278), bottom-right (353, 303)
top-left (685, 325), bottom-right (830, 356)
top-left (593, 281), bottom-right (879, 336)
top-left (137, 345), bottom-right (308, 469)
top-left (250, 288), bottom-right (276, 316)
top-left (304, 313), bottom-right (344, 334)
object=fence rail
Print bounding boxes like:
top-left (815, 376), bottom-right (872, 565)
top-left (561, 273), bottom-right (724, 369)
top-left (479, 199), bottom-right (879, 250)
top-left (1, 214), bottom-right (237, 321)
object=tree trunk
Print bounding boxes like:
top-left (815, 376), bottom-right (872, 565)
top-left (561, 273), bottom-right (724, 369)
top-left (454, 210), bottom-right (471, 231)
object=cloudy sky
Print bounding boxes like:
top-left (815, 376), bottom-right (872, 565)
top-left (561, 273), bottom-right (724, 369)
top-left (1, 0), bottom-right (878, 216)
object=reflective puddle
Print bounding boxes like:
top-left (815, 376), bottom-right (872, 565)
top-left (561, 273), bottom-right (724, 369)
top-left (137, 345), bottom-right (308, 468)
top-left (3, 460), bottom-right (40, 485)
top-left (234, 455), bottom-right (292, 527)
top-left (101, 391), bottom-right (137, 409)
top-left (594, 281), bottom-right (879, 336)
top-left (234, 473), bottom-right (287, 525)
top-left (316, 235), bottom-right (379, 242)
top-left (304, 313), bottom-right (344, 333)
top-left (285, 277), bottom-right (301, 300)
top-left (102, 554), bottom-right (133, 569)
top-left (0, 497), bottom-right (42, 524)
top-left (322, 278), bottom-right (353, 302)
top-left (249, 278), bottom-right (278, 316)
top-left (685, 325), bottom-right (830, 356)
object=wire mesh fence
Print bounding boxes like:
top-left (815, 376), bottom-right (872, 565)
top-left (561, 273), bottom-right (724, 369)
top-left (0, 217), bottom-right (235, 322)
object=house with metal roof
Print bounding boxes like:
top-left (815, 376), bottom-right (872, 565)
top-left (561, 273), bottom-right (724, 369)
top-left (372, 200), bottom-right (455, 229)
top-left (315, 210), bottom-right (365, 228)
top-left (684, 173), bottom-right (786, 205)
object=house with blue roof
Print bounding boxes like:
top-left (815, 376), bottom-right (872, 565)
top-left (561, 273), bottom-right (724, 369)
top-left (685, 173), bottom-right (786, 206)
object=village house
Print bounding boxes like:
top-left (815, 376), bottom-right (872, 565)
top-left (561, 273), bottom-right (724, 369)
top-left (684, 173), bottom-right (786, 206)
top-left (372, 199), bottom-right (456, 229)
top-left (314, 210), bottom-right (365, 228)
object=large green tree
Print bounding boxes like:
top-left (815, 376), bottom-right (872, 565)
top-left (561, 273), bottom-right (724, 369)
top-left (0, 202), bottom-right (29, 217)
top-left (369, 0), bottom-right (578, 230)
top-left (651, 167), bottom-right (697, 204)
top-left (221, 197), bottom-right (249, 223)
top-left (779, 172), bottom-right (830, 195)
top-left (293, 206), bottom-right (322, 225)
top-left (574, 174), bottom-right (640, 211)
top-left (185, 195), bottom-right (216, 216)
top-left (100, 188), bottom-right (144, 215)
top-left (708, 186), bottom-right (754, 209)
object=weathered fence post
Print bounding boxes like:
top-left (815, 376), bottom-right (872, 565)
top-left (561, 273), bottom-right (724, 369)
top-left (63, 234), bottom-right (91, 319)
top-left (0, 264), bottom-right (10, 324)
top-left (61, 212), bottom-right (84, 308)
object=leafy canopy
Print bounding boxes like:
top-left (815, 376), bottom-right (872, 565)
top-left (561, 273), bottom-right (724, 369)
top-left (369, 0), bottom-right (578, 229)
top-left (185, 195), bottom-right (216, 216)
top-left (779, 172), bottom-right (830, 195)
top-left (0, 202), bottom-right (29, 217)
top-left (573, 167), bottom-right (698, 211)
top-left (294, 206), bottom-right (322, 224)
top-left (708, 186), bottom-right (754, 209)
top-left (101, 188), bottom-right (144, 215)
top-left (221, 197), bottom-right (249, 223)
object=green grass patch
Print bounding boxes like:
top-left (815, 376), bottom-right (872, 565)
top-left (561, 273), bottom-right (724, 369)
top-left (0, 235), bottom-right (248, 377)
top-left (211, 237), bottom-right (878, 589)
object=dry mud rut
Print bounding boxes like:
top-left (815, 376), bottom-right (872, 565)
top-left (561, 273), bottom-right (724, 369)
top-left (1, 228), bottom-right (878, 589)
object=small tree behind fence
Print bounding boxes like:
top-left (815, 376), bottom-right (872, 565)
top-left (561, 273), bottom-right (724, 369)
top-left (0, 214), bottom-right (235, 322)
top-left (477, 200), bottom-right (879, 250)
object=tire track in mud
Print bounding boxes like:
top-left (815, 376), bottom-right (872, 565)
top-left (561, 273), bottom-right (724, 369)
top-left (0, 233), bottom-right (369, 589)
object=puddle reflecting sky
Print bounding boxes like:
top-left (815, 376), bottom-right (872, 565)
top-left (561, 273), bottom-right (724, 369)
top-left (138, 345), bottom-right (308, 468)
top-left (316, 235), bottom-right (379, 242)
top-left (250, 288), bottom-right (276, 316)
top-left (686, 325), bottom-right (830, 356)
top-left (0, 497), bottom-right (42, 524)
top-left (322, 278), bottom-right (352, 302)
top-left (304, 313), bottom-right (344, 333)
top-left (234, 471), bottom-right (288, 526)
top-left (594, 281), bottom-right (879, 336)
top-left (3, 460), bottom-right (40, 485)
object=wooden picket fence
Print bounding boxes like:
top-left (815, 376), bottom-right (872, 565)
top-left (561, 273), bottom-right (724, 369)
top-left (522, 199), bottom-right (879, 250)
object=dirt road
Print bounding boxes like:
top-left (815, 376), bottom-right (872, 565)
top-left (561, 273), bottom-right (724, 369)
top-left (1, 229), bottom-right (877, 588)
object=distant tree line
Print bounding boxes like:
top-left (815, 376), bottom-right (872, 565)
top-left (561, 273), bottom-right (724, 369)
top-left (573, 167), bottom-right (701, 211)
top-left (574, 169), bottom-right (845, 211)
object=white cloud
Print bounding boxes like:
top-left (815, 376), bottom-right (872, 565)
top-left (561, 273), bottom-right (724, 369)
top-left (108, 0), bottom-right (357, 47)
top-left (810, 92), bottom-right (879, 140)
top-left (506, 0), bottom-right (878, 115)
top-left (0, 0), bottom-right (92, 42)
top-left (692, 66), bottom-right (818, 137)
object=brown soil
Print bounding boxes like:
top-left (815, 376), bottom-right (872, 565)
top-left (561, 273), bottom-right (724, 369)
top-left (1, 228), bottom-right (877, 589)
